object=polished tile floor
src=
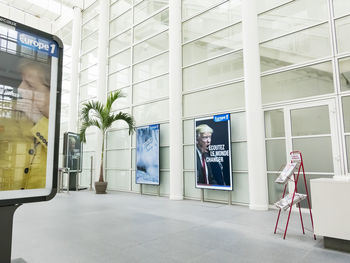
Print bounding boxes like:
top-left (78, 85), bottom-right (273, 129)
top-left (11, 191), bottom-right (350, 263)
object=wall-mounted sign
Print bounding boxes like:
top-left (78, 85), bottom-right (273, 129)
top-left (195, 114), bottom-right (232, 190)
top-left (136, 124), bottom-right (160, 185)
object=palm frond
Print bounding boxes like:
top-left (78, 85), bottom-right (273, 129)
top-left (79, 119), bottom-right (101, 142)
top-left (105, 90), bottom-right (124, 113)
top-left (110, 112), bottom-right (136, 135)
top-left (80, 101), bottom-right (104, 123)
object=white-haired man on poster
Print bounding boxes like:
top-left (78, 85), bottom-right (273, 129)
top-left (196, 124), bottom-right (224, 186)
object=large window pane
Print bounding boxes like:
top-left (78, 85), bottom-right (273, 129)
top-left (230, 112), bottom-right (246, 141)
top-left (261, 62), bottom-right (334, 104)
top-left (266, 139), bottom-right (286, 171)
top-left (339, 57), bottom-right (350, 92)
top-left (134, 0), bottom-right (168, 24)
top-left (133, 31), bottom-right (168, 63)
top-left (106, 150), bottom-right (130, 169)
top-left (182, 0), bottom-right (225, 20)
top-left (257, 0), bottom-right (291, 14)
top-left (258, 0), bottom-right (328, 42)
top-left (231, 142), bottom-right (247, 171)
top-left (183, 51), bottom-right (243, 91)
top-left (335, 15), bottom-right (350, 54)
top-left (110, 10), bottom-right (132, 37)
top-left (183, 119), bottom-right (194, 145)
top-left (133, 74), bottom-right (168, 104)
top-left (81, 32), bottom-right (98, 53)
top-left (183, 82), bottom-right (244, 117)
top-left (82, 0), bottom-right (99, 24)
top-left (109, 48), bottom-right (131, 73)
top-left (82, 16), bottom-right (99, 39)
top-left (267, 173), bottom-right (285, 205)
top-left (182, 1), bottom-right (241, 43)
top-left (134, 9), bottom-right (169, 42)
top-left (133, 52), bottom-right (168, 83)
top-left (80, 81), bottom-right (97, 101)
top-left (133, 99), bottom-right (169, 124)
top-left (106, 170), bottom-right (130, 190)
top-left (80, 65), bottom-right (98, 85)
top-left (106, 129), bottom-right (130, 149)
top-left (345, 136), bottom-right (350, 171)
top-left (342, 96), bottom-right (350, 133)
top-left (333, 0), bottom-right (350, 18)
top-left (265, 110), bottom-right (285, 138)
top-left (291, 105), bottom-right (330, 136)
top-left (80, 49), bottom-right (97, 70)
top-left (108, 67), bottom-right (130, 91)
top-left (183, 23), bottom-right (242, 67)
top-left (109, 30), bottom-right (131, 56)
top-left (293, 137), bottom-right (333, 173)
top-left (110, 87), bottom-right (130, 110)
top-left (260, 23), bottom-right (331, 72)
top-left (110, 0), bottom-right (132, 20)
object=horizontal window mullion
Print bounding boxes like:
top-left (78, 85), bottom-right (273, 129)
top-left (182, 78), bottom-right (244, 96)
top-left (132, 72), bottom-right (169, 86)
top-left (182, 0), bottom-right (229, 23)
top-left (109, 27), bottom-right (132, 40)
top-left (259, 21), bottom-right (328, 44)
top-left (110, 8), bottom-right (132, 23)
top-left (258, 0), bottom-right (296, 16)
top-left (182, 21), bottom-right (241, 46)
top-left (133, 29), bottom-right (168, 46)
top-left (133, 50), bottom-right (168, 66)
top-left (265, 137), bottom-right (286, 141)
top-left (82, 13), bottom-right (99, 26)
top-left (182, 49), bottom-right (243, 69)
top-left (291, 134), bottom-right (331, 139)
top-left (182, 109), bottom-right (245, 121)
top-left (81, 29), bottom-right (99, 41)
top-left (133, 6), bottom-right (169, 28)
top-left (132, 96), bottom-right (169, 108)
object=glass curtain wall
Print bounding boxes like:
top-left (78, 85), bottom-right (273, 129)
top-left (182, 0), bottom-right (249, 204)
top-left (106, 0), bottom-right (170, 195)
top-left (78, 0), bottom-right (100, 186)
top-left (259, 0), bottom-right (350, 205)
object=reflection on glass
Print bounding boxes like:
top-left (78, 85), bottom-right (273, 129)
top-left (134, 0), bottom-right (168, 24)
top-left (258, 0), bottom-right (328, 42)
top-left (134, 9), bottom-right (169, 42)
top-left (80, 81), bottom-right (97, 101)
top-left (82, 0), bottom-right (99, 24)
top-left (109, 48), bottom-right (131, 73)
top-left (333, 0), bottom-right (350, 18)
top-left (133, 99), bottom-right (169, 124)
top-left (335, 15), bottom-right (350, 54)
top-left (110, 10), bottom-right (132, 37)
top-left (267, 173), bottom-right (285, 205)
top-left (260, 23), bottom-right (331, 72)
top-left (134, 31), bottom-right (168, 63)
top-left (261, 62), bottom-right (334, 104)
top-left (342, 96), bottom-right (350, 133)
top-left (80, 65), bottom-right (98, 85)
top-left (182, 0), bottom-right (225, 20)
top-left (80, 49), bottom-right (97, 70)
top-left (293, 137), bottom-right (333, 173)
top-left (133, 74), bottom-right (168, 104)
top-left (183, 82), bottom-right (244, 117)
top-left (81, 32), bottom-right (98, 53)
top-left (183, 51), bottom-right (243, 91)
top-left (133, 52), bottom-right (168, 83)
top-left (230, 112), bottom-right (246, 141)
top-left (82, 16), bottom-right (99, 38)
top-left (339, 57), bottom-right (350, 91)
top-left (109, 30), bottom-right (131, 56)
top-left (182, 1), bottom-right (241, 43)
top-left (266, 140), bottom-right (286, 171)
top-left (257, 0), bottom-right (292, 14)
top-left (291, 105), bottom-right (330, 136)
top-left (265, 110), bottom-right (285, 138)
top-left (183, 23), bottom-right (242, 67)
top-left (110, 0), bottom-right (132, 20)
top-left (108, 67), bottom-right (130, 91)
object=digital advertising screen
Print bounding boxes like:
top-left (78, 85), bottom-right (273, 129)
top-left (0, 16), bottom-right (62, 205)
top-left (63, 132), bottom-right (82, 173)
top-left (195, 114), bottom-right (232, 191)
top-left (136, 124), bottom-right (160, 185)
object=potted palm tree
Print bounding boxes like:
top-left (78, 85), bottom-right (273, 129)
top-left (79, 91), bottom-right (135, 194)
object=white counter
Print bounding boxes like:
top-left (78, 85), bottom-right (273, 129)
top-left (310, 178), bottom-right (350, 241)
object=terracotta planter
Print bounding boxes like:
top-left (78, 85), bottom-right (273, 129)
top-left (94, 181), bottom-right (107, 194)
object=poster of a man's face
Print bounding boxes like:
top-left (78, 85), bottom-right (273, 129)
top-left (195, 114), bottom-right (232, 190)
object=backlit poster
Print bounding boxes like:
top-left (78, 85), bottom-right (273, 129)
top-left (195, 114), bottom-right (232, 190)
top-left (136, 124), bottom-right (160, 185)
top-left (0, 16), bottom-right (62, 205)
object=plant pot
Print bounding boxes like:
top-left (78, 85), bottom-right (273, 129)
top-left (95, 181), bottom-right (108, 194)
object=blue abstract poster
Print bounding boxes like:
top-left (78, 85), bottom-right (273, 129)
top-left (136, 124), bottom-right (160, 185)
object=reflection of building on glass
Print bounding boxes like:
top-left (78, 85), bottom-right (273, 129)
top-left (196, 124), bottom-right (224, 186)
top-left (136, 126), bottom-right (159, 185)
top-left (0, 43), bottom-right (51, 191)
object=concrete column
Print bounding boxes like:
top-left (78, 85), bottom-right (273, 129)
top-left (169, 0), bottom-right (183, 200)
top-left (68, 5), bottom-right (82, 132)
top-left (95, 0), bottom-right (109, 182)
top-left (242, 0), bottom-right (269, 210)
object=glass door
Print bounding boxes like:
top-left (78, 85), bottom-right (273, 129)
top-left (284, 100), bottom-right (341, 207)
